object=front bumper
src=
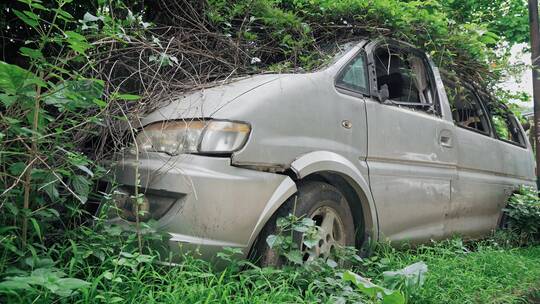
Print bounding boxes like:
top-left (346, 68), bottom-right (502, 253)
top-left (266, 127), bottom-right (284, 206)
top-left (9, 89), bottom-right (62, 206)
top-left (108, 152), bottom-right (294, 260)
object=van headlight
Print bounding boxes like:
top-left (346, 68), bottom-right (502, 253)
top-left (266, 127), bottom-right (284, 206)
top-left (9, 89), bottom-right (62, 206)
top-left (131, 119), bottom-right (251, 155)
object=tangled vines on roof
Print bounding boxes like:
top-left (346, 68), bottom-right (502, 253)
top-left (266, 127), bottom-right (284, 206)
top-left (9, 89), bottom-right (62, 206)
top-left (82, 0), bottom-right (504, 157)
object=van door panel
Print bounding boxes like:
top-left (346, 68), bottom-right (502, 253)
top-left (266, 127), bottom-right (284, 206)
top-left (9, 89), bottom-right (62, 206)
top-left (447, 128), bottom-right (507, 236)
top-left (445, 88), bottom-right (535, 237)
top-left (455, 135), bottom-right (535, 237)
top-left (365, 101), bottom-right (457, 243)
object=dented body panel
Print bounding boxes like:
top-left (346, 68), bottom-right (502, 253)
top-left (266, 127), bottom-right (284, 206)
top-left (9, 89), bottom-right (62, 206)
top-left (111, 153), bottom-right (296, 258)
top-left (108, 39), bottom-right (535, 259)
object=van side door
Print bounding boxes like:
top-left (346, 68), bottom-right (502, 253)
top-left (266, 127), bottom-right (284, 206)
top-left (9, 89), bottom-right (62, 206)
top-left (442, 82), bottom-right (507, 237)
top-left (486, 102), bottom-right (536, 219)
top-left (446, 85), bottom-right (536, 237)
top-left (364, 41), bottom-right (458, 243)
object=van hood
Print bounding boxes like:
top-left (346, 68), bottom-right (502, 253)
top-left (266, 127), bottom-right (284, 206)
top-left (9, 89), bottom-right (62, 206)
top-left (141, 74), bottom-right (282, 126)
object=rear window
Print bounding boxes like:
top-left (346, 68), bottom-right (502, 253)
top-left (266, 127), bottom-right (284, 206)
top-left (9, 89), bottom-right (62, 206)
top-left (444, 80), bottom-right (491, 135)
top-left (489, 106), bottom-right (526, 146)
top-left (442, 74), bottom-right (527, 146)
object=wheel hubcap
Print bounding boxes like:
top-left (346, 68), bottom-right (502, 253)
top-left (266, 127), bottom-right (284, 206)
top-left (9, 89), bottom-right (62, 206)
top-left (302, 205), bottom-right (345, 262)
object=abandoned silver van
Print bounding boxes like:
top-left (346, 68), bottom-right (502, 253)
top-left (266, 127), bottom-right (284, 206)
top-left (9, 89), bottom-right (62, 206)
top-left (109, 39), bottom-right (536, 263)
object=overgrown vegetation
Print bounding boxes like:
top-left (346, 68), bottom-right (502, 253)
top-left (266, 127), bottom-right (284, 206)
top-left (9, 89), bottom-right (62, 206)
top-left (1, 186), bottom-right (540, 303)
top-left (1, 215), bottom-right (540, 303)
top-left (1, 0), bottom-right (539, 303)
top-left (503, 186), bottom-right (540, 245)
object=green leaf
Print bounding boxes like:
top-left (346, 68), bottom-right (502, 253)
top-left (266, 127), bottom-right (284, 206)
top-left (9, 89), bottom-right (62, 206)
top-left (29, 2), bottom-right (47, 10)
top-left (30, 218), bottom-right (42, 242)
top-left (382, 291), bottom-right (407, 304)
top-left (4, 202), bottom-right (19, 216)
top-left (276, 216), bottom-right (290, 228)
top-left (71, 175), bottom-right (91, 203)
top-left (0, 61), bottom-right (40, 95)
top-left (302, 237), bottom-right (318, 249)
top-left (343, 271), bottom-right (381, 298)
top-left (65, 31), bottom-right (91, 55)
top-left (300, 217), bottom-right (315, 226)
top-left (326, 258), bottom-right (338, 268)
top-left (479, 31), bottom-right (499, 45)
top-left (22, 10), bottom-right (39, 22)
top-left (119, 251), bottom-right (135, 258)
top-left (103, 271), bottom-right (113, 280)
top-left (8, 162), bottom-right (26, 176)
top-left (135, 254), bottom-right (154, 263)
top-left (25, 257), bottom-right (55, 269)
top-left (76, 165), bottom-right (94, 177)
top-left (44, 79), bottom-right (104, 111)
top-left (114, 93), bottom-right (141, 101)
top-left (0, 280), bottom-right (32, 292)
top-left (343, 271), bottom-right (405, 303)
top-left (53, 8), bottom-right (74, 20)
top-left (93, 99), bottom-right (107, 108)
top-left (0, 94), bottom-right (17, 107)
top-left (18, 0), bottom-right (47, 10)
top-left (110, 297), bottom-right (125, 303)
top-left (266, 234), bottom-right (280, 248)
top-left (56, 278), bottom-right (90, 290)
top-left (284, 250), bottom-right (303, 265)
top-left (39, 173), bottom-right (60, 201)
top-left (64, 30), bottom-right (85, 41)
top-left (20, 47), bottom-right (44, 61)
top-left (13, 9), bottom-right (38, 27)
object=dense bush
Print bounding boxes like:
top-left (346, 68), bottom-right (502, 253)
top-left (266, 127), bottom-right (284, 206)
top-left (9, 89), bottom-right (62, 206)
top-left (503, 187), bottom-right (540, 245)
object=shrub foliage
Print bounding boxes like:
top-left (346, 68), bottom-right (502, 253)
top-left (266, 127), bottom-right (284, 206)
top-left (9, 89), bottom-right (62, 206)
top-left (504, 187), bottom-right (540, 245)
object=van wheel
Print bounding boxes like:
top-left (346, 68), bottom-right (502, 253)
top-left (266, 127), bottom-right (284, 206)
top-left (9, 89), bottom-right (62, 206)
top-left (252, 181), bottom-right (356, 267)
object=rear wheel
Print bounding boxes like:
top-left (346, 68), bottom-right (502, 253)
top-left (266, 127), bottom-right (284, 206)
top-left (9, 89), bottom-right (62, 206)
top-left (252, 181), bottom-right (356, 266)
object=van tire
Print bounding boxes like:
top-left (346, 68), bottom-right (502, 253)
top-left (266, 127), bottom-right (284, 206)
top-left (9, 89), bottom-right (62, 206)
top-left (251, 181), bottom-right (356, 267)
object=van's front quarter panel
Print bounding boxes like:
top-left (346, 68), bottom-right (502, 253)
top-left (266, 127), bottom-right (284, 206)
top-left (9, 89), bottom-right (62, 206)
top-left (225, 71), bottom-right (369, 171)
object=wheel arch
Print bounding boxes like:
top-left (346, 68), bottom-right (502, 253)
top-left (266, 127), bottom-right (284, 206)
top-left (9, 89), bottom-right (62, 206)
top-left (289, 151), bottom-right (379, 250)
top-left (246, 151), bottom-right (379, 255)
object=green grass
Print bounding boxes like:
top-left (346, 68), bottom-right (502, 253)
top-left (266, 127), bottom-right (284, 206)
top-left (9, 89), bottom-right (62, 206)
top-left (72, 243), bottom-right (540, 303)
top-left (2, 232), bottom-right (540, 303)
top-left (371, 241), bottom-right (540, 303)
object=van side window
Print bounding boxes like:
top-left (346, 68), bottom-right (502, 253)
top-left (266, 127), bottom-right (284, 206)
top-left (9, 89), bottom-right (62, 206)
top-left (373, 46), bottom-right (436, 113)
top-left (444, 81), bottom-right (491, 134)
top-left (336, 53), bottom-right (368, 93)
top-left (490, 106), bottom-right (526, 146)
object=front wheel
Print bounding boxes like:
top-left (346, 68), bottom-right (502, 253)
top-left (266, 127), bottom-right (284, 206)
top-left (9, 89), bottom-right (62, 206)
top-left (252, 181), bottom-right (356, 266)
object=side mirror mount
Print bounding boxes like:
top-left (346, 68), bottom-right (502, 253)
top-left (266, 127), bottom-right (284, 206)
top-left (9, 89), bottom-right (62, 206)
top-left (377, 84), bottom-right (389, 103)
